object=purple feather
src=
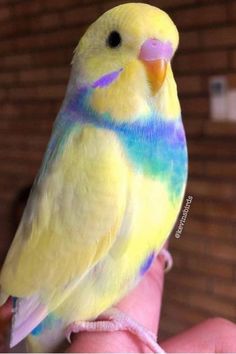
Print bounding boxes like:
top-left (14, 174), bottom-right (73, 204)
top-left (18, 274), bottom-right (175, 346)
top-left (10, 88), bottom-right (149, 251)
top-left (92, 68), bottom-right (123, 88)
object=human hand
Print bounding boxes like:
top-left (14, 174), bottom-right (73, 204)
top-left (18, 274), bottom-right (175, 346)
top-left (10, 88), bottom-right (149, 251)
top-left (2, 253), bottom-right (236, 354)
top-left (0, 257), bottom-right (165, 353)
top-left (0, 298), bottom-right (12, 353)
top-left (66, 256), bottom-right (165, 353)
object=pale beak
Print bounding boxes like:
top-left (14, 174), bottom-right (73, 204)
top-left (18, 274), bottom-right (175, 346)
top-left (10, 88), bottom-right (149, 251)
top-left (139, 39), bottom-right (173, 94)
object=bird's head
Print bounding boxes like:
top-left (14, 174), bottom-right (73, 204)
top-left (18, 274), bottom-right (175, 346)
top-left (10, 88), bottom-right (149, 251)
top-left (72, 3), bottom-right (180, 121)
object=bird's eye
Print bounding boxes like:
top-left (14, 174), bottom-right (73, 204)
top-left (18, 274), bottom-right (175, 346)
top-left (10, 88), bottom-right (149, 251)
top-left (107, 31), bottom-right (122, 48)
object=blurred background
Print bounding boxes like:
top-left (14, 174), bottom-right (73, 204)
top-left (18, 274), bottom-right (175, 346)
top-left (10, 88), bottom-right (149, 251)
top-left (0, 0), bottom-right (236, 341)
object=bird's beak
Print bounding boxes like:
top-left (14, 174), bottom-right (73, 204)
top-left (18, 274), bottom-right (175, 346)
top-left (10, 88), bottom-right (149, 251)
top-left (139, 39), bottom-right (173, 95)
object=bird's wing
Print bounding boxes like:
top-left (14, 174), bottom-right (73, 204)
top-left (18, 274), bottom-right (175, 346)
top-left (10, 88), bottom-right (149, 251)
top-left (0, 115), bottom-right (128, 343)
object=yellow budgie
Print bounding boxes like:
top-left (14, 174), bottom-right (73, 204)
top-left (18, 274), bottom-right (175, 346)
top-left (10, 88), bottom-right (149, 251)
top-left (0, 3), bottom-right (187, 352)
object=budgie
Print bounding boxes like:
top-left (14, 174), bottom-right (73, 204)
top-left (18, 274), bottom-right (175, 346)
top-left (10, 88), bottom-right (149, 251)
top-left (0, 3), bottom-right (188, 353)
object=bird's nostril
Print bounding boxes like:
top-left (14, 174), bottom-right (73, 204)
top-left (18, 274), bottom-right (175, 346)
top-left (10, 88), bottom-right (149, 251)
top-left (139, 38), bottom-right (173, 61)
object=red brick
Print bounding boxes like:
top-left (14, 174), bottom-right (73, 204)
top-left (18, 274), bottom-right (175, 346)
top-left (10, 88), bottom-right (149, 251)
top-left (187, 292), bottom-right (236, 319)
top-left (188, 179), bottom-right (236, 201)
top-left (206, 240), bottom-right (236, 264)
top-left (0, 49), bottom-right (71, 72)
top-left (203, 121), bottom-right (236, 137)
top-left (181, 97), bottom-right (209, 116)
top-left (30, 13), bottom-right (62, 31)
top-left (0, 147), bottom-right (43, 164)
top-left (0, 14), bottom-right (61, 39)
top-left (171, 251), bottom-right (184, 268)
top-left (212, 280), bottom-right (236, 301)
top-left (21, 102), bottom-right (58, 116)
top-left (0, 5), bottom-right (10, 21)
top-left (179, 31), bottom-right (200, 50)
top-left (183, 119), bottom-right (204, 137)
top-left (228, 2), bottom-right (236, 21)
top-left (188, 140), bottom-right (236, 159)
top-left (184, 217), bottom-right (234, 243)
top-left (0, 38), bottom-right (16, 56)
top-left (161, 299), bottom-right (207, 326)
top-left (0, 88), bottom-right (8, 101)
top-left (11, 1), bottom-right (42, 17)
top-left (30, 48), bottom-right (72, 67)
top-left (176, 75), bottom-right (202, 95)
top-left (163, 284), bottom-right (236, 320)
top-left (0, 134), bottom-right (47, 157)
top-left (231, 50), bottom-right (236, 69)
top-left (16, 27), bottom-right (83, 51)
top-left (172, 4), bottom-right (227, 29)
top-left (205, 161), bottom-right (236, 179)
top-left (0, 160), bottom-right (39, 179)
top-left (190, 199), bottom-right (236, 222)
top-left (0, 53), bottom-right (32, 69)
top-left (202, 26), bottom-right (236, 48)
top-left (167, 269), bottom-right (210, 292)
top-left (171, 236), bottom-right (206, 256)
top-left (8, 84), bottom-right (66, 101)
top-left (0, 72), bottom-right (18, 85)
top-left (155, 0), bottom-right (196, 8)
top-left (42, 0), bottom-right (79, 11)
top-left (100, 0), bottom-right (139, 13)
top-left (18, 67), bottom-right (69, 83)
top-left (188, 160), bottom-right (205, 176)
top-left (0, 114), bottom-right (54, 135)
top-left (175, 250), bottom-right (234, 279)
top-left (1, 101), bottom-right (58, 118)
top-left (1, 103), bottom-right (19, 117)
top-left (63, 4), bottom-right (100, 26)
top-left (0, 28), bottom-right (83, 56)
top-left (0, 187), bottom-right (16, 202)
top-left (175, 51), bottom-right (228, 73)
top-left (0, 18), bottom-right (31, 39)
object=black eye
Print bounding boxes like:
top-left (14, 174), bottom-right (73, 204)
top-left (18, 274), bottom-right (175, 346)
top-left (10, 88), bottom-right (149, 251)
top-left (107, 31), bottom-right (122, 48)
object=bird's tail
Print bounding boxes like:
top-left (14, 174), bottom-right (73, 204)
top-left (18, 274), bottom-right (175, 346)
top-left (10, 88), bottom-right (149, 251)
top-left (26, 318), bottom-right (67, 353)
top-left (9, 295), bottom-right (67, 353)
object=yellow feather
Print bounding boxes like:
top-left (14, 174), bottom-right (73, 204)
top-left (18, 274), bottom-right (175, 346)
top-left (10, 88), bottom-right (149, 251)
top-left (0, 4), bottom-right (186, 350)
top-left (54, 173), bottom-right (183, 322)
top-left (0, 126), bottom-right (128, 309)
top-left (90, 60), bottom-right (151, 121)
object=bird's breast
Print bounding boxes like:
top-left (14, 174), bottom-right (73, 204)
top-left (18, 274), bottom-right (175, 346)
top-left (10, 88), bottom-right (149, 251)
top-left (116, 117), bottom-right (188, 200)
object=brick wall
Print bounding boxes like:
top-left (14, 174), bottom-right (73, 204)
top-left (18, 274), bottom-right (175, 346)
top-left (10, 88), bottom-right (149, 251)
top-left (0, 0), bottom-right (236, 340)
top-left (159, 0), bottom-right (236, 340)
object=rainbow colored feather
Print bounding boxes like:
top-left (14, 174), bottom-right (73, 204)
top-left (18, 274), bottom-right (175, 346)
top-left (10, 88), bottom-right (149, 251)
top-left (69, 86), bottom-right (186, 193)
top-left (0, 3), bottom-right (188, 352)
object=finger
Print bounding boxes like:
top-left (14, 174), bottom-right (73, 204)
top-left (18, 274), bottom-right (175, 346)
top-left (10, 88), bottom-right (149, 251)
top-left (161, 317), bottom-right (236, 353)
top-left (0, 298), bottom-right (12, 353)
top-left (117, 255), bottom-right (165, 334)
top-left (66, 256), bottom-right (165, 353)
top-left (0, 298), bottom-right (12, 322)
